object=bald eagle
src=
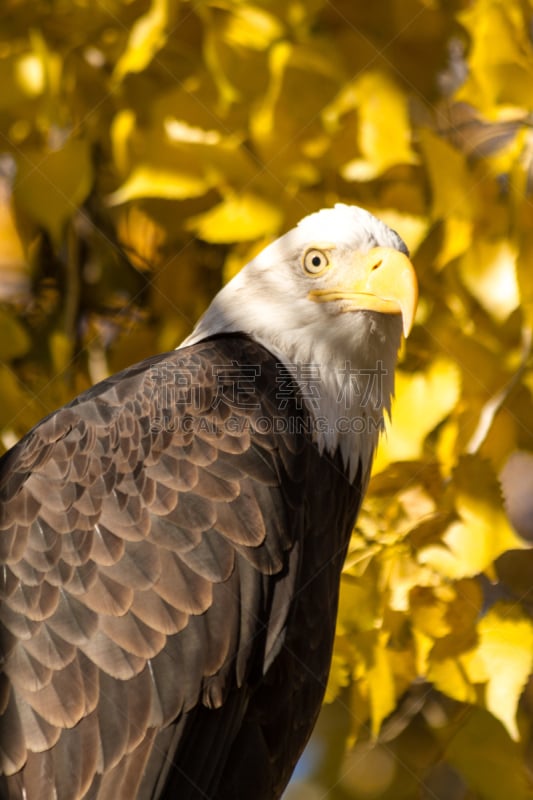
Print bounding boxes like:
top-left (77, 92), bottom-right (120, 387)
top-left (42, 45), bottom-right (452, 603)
top-left (0, 205), bottom-right (417, 800)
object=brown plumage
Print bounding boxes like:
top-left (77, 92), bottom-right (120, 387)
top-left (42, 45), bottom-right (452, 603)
top-left (0, 337), bottom-right (362, 799)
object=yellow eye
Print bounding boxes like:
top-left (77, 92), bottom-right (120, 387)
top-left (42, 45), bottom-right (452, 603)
top-left (303, 248), bottom-right (329, 275)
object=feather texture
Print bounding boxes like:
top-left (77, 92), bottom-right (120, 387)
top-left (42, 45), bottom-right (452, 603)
top-left (0, 337), bottom-right (363, 799)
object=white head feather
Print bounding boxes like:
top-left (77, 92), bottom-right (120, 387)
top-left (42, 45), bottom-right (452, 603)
top-left (180, 204), bottom-right (410, 483)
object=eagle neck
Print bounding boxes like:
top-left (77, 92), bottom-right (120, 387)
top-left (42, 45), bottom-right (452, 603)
top-left (181, 298), bottom-right (402, 486)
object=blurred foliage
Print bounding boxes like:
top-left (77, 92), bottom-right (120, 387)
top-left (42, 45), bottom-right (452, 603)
top-left (2, 0), bottom-right (533, 798)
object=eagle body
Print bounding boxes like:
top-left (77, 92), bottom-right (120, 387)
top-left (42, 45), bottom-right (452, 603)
top-left (0, 205), bottom-right (417, 799)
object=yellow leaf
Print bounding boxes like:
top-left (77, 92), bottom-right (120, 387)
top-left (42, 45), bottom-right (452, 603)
top-left (422, 581), bottom-right (484, 702)
top-left (0, 30), bottom-right (62, 115)
top-left (419, 455), bottom-right (525, 579)
top-left (15, 53), bottom-right (45, 97)
top-left (428, 653), bottom-right (477, 704)
top-left (324, 650), bottom-right (352, 705)
top-left (357, 631), bottom-right (397, 737)
top-left (338, 569), bottom-right (381, 635)
top-left (151, 83), bottom-right (229, 139)
top-left (460, 0), bottom-right (532, 65)
top-left (459, 237), bottom-right (519, 321)
top-left (251, 40), bottom-right (340, 167)
top-left (436, 418), bottom-right (460, 475)
top-left (194, 5), bottom-right (284, 108)
top-left (418, 128), bottom-right (475, 220)
top-left (107, 164), bottom-right (213, 204)
top-left (435, 216), bottom-right (473, 269)
top-left (117, 206), bottom-right (165, 271)
top-left (223, 6), bottom-right (284, 51)
top-left (446, 578), bottom-right (484, 637)
top-left (202, 20), bottom-right (241, 107)
top-left (413, 628), bottom-right (433, 676)
top-left (109, 116), bottom-right (250, 205)
top-left (0, 181), bottom-right (30, 301)
top-left (27, 29), bottom-right (61, 99)
top-left (478, 603), bottom-right (533, 739)
top-left (460, 644), bottom-right (489, 685)
top-left (14, 139), bottom-right (93, 244)
top-left (385, 548), bottom-right (438, 613)
top-left (111, 109), bottom-right (136, 175)
top-left (410, 586), bottom-right (453, 639)
top-left (251, 41), bottom-right (292, 141)
top-left (187, 194), bottom-right (282, 243)
top-left (368, 639), bottom-right (396, 737)
top-left (113, 0), bottom-right (170, 83)
top-left (373, 358), bottom-right (460, 471)
top-left (165, 119), bottom-right (226, 146)
top-left (458, 0), bottom-right (533, 111)
top-left (341, 71), bottom-right (417, 180)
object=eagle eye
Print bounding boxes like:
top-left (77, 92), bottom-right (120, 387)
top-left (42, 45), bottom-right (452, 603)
top-left (303, 248), bottom-right (329, 275)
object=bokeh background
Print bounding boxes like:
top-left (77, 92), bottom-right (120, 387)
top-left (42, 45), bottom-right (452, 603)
top-left (2, 1), bottom-right (533, 797)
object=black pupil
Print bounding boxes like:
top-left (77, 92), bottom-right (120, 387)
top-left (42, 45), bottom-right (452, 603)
top-left (311, 255), bottom-right (322, 267)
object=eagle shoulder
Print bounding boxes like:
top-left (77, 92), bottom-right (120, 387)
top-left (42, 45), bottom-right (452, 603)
top-left (0, 335), bottom-right (332, 798)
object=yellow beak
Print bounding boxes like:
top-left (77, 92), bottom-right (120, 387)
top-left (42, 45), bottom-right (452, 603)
top-left (308, 246), bottom-right (418, 337)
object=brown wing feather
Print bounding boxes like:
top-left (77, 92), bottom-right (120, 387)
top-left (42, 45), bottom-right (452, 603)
top-left (0, 337), bottom-right (313, 799)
